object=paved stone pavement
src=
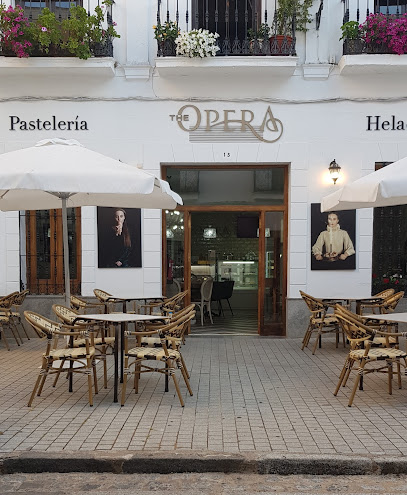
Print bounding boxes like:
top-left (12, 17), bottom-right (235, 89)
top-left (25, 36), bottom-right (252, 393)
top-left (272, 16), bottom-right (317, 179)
top-left (1, 334), bottom-right (407, 457)
top-left (1, 472), bottom-right (407, 494)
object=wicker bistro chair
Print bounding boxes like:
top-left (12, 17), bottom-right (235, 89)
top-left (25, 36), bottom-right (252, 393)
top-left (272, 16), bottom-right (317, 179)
top-left (334, 304), bottom-right (407, 407)
top-left (142, 307), bottom-right (196, 378)
top-left (138, 290), bottom-right (188, 316)
top-left (52, 304), bottom-right (114, 389)
top-left (359, 289), bottom-right (395, 315)
top-left (0, 309), bottom-right (18, 351)
top-left (24, 311), bottom-right (99, 407)
top-left (0, 291), bottom-right (23, 346)
top-left (93, 288), bottom-right (115, 313)
top-left (70, 295), bottom-right (105, 314)
top-left (191, 278), bottom-right (214, 326)
top-left (381, 291), bottom-right (405, 314)
top-left (120, 320), bottom-right (193, 407)
top-left (9, 289), bottom-right (30, 340)
top-left (300, 291), bottom-right (345, 354)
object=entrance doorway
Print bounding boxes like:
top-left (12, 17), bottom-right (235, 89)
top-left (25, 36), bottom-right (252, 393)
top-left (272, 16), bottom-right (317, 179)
top-left (163, 164), bottom-right (287, 336)
top-left (190, 211), bottom-right (259, 334)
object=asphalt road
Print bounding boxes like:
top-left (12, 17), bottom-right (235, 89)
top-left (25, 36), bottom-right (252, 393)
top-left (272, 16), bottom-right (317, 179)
top-left (1, 473), bottom-right (407, 495)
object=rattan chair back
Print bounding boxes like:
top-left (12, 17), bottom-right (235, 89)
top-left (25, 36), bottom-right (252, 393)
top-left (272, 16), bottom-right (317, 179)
top-left (24, 311), bottom-right (63, 338)
top-left (93, 288), bottom-right (112, 302)
top-left (382, 291), bottom-right (405, 313)
top-left (12, 289), bottom-right (29, 306)
top-left (0, 291), bottom-right (19, 311)
top-left (53, 304), bottom-right (80, 325)
top-left (374, 288), bottom-right (395, 299)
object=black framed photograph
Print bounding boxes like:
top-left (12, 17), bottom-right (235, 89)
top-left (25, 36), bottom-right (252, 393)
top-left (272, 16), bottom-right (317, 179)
top-left (311, 203), bottom-right (356, 270)
top-left (97, 207), bottom-right (142, 268)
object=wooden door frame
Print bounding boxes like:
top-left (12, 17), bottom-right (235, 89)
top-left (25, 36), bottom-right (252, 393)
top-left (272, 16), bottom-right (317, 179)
top-left (161, 163), bottom-right (288, 336)
top-left (26, 207), bottom-right (81, 295)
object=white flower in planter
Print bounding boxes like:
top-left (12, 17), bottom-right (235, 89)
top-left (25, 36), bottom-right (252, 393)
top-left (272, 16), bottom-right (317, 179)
top-left (175, 28), bottom-right (220, 57)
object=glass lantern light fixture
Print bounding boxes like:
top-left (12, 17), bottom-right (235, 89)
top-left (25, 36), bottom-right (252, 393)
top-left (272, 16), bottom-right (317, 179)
top-left (328, 159), bottom-right (341, 185)
top-left (203, 227), bottom-right (217, 239)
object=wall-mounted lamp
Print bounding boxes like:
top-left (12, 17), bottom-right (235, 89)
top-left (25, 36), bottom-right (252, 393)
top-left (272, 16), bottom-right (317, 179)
top-left (328, 159), bottom-right (341, 185)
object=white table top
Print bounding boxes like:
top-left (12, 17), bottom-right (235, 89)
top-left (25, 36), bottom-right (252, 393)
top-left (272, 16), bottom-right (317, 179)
top-left (319, 295), bottom-right (383, 301)
top-left (74, 313), bottom-right (166, 323)
top-left (363, 313), bottom-right (407, 323)
top-left (107, 294), bottom-right (165, 302)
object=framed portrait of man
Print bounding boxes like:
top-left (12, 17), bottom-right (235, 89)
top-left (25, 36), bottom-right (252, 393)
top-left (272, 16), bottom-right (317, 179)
top-left (311, 203), bottom-right (356, 270)
top-left (97, 207), bottom-right (142, 268)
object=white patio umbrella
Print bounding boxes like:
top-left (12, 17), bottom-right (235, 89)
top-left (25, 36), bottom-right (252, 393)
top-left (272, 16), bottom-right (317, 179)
top-left (321, 157), bottom-right (407, 212)
top-left (0, 138), bottom-right (182, 303)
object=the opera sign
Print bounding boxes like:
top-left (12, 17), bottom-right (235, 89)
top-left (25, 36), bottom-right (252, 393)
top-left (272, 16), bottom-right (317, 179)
top-left (170, 105), bottom-right (283, 143)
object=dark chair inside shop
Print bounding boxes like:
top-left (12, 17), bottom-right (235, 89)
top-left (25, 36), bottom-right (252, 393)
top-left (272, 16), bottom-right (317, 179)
top-left (211, 281), bottom-right (234, 317)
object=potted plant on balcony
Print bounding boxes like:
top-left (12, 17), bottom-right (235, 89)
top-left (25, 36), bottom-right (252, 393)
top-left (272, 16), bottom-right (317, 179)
top-left (359, 13), bottom-right (392, 54)
top-left (86, 1), bottom-right (119, 58)
top-left (175, 29), bottom-right (220, 58)
top-left (247, 23), bottom-right (270, 55)
top-left (340, 20), bottom-right (363, 55)
top-left (0, 4), bottom-right (32, 57)
top-left (154, 20), bottom-right (179, 56)
top-left (360, 13), bottom-right (407, 55)
top-left (271, 0), bottom-right (313, 55)
top-left (29, 8), bottom-right (63, 56)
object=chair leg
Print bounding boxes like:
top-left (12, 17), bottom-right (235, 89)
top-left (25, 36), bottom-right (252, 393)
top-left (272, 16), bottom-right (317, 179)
top-left (121, 357), bottom-right (129, 406)
top-left (334, 360), bottom-right (350, 396)
top-left (312, 330), bottom-right (322, 355)
top-left (92, 359), bottom-right (99, 395)
top-left (387, 361), bottom-right (393, 395)
top-left (226, 298), bottom-right (233, 316)
top-left (171, 368), bottom-right (185, 407)
top-left (180, 353), bottom-right (190, 379)
top-left (348, 361), bottom-right (365, 407)
top-left (28, 373), bottom-right (44, 407)
top-left (134, 361), bottom-right (140, 394)
top-left (0, 329), bottom-right (10, 351)
top-left (397, 361), bottom-right (402, 389)
top-left (37, 372), bottom-right (48, 397)
top-left (19, 320), bottom-right (31, 340)
top-left (52, 359), bottom-right (66, 387)
top-left (7, 323), bottom-right (21, 346)
top-left (301, 322), bottom-right (312, 350)
top-left (180, 364), bottom-right (193, 396)
top-left (200, 305), bottom-right (204, 326)
top-left (13, 324), bottom-right (24, 345)
top-left (342, 359), bottom-right (355, 387)
top-left (87, 364), bottom-right (94, 407)
top-left (208, 303), bottom-right (213, 324)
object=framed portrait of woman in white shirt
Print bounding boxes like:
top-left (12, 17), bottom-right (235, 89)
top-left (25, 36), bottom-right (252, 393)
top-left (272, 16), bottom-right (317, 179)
top-left (311, 203), bottom-right (356, 270)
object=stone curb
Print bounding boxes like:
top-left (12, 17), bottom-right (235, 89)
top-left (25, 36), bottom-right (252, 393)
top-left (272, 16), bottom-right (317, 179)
top-left (1, 451), bottom-right (407, 475)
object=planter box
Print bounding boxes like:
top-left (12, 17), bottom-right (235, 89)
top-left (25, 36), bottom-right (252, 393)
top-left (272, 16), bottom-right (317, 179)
top-left (0, 56), bottom-right (116, 76)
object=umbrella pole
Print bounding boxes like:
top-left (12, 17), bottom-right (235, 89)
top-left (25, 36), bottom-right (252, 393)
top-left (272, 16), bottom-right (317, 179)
top-left (61, 196), bottom-right (71, 307)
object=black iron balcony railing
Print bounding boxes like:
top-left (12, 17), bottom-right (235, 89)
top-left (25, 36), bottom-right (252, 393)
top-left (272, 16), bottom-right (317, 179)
top-left (156, 0), bottom-right (297, 57)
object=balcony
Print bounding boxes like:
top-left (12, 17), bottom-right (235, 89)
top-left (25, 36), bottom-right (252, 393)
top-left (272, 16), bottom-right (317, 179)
top-left (0, 1), bottom-right (118, 77)
top-left (154, 0), bottom-right (302, 78)
top-left (339, 5), bottom-right (407, 75)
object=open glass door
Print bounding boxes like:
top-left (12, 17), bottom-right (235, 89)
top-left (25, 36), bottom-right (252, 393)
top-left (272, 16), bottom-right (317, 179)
top-left (260, 211), bottom-right (285, 335)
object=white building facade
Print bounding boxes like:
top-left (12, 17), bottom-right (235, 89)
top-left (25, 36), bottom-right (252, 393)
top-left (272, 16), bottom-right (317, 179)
top-left (1, 0), bottom-right (406, 336)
